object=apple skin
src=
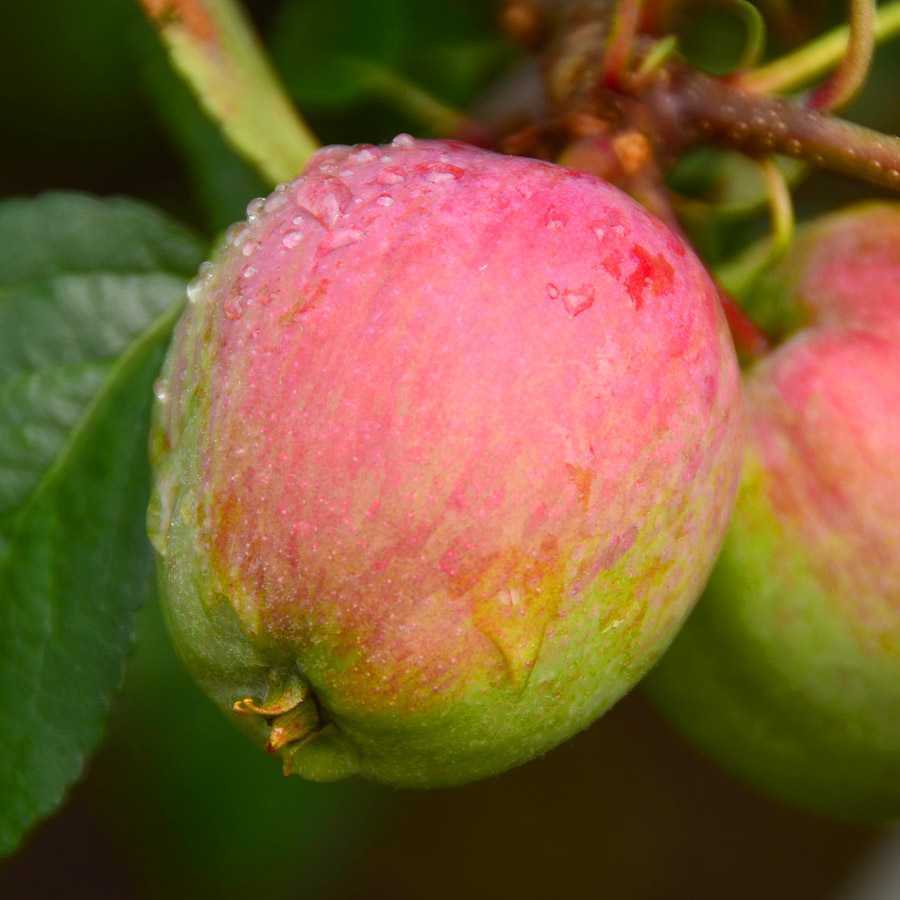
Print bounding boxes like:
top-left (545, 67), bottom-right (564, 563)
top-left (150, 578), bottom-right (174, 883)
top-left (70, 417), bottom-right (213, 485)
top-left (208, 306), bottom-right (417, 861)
top-left (147, 136), bottom-right (742, 788)
top-left (646, 203), bottom-right (900, 821)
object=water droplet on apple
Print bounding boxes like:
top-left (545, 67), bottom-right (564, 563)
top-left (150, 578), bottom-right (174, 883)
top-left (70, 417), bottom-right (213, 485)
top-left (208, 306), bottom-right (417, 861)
top-left (246, 197), bottom-right (266, 221)
top-left (426, 164), bottom-right (465, 183)
top-left (560, 285), bottom-right (595, 318)
top-left (186, 273), bottom-right (206, 304)
top-left (323, 228), bottom-right (365, 252)
top-left (376, 167), bottom-right (405, 186)
top-left (392, 133), bottom-right (415, 148)
top-left (265, 192), bottom-right (289, 213)
top-left (376, 194), bottom-right (394, 207)
top-left (282, 231), bottom-right (303, 249)
top-left (348, 145), bottom-right (380, 165)
top-left (295, 177), bottom-right (353, 228)
top-left (225, 221), bottom-right (248, 247)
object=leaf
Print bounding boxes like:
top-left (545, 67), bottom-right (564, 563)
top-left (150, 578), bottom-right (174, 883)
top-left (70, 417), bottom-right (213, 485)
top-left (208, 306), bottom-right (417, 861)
top-left (0, 192), bottom-right (206, 857)
top-left (134, 24), bottom-right (269, 234)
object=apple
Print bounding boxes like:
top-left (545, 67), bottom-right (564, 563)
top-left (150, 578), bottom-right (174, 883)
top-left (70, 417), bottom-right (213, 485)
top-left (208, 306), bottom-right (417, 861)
top-left (147, 136), bottom-right (742, 788)
top-left (646, 203), bottom-right (900, 820)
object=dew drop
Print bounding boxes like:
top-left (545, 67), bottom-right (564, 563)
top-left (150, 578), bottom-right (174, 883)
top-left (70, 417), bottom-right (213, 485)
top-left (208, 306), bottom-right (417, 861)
top-left (242, 265), bottom-right (257, 279)
top-left (392, 133), bottom-right (416, 148)
top-left (560, 285), bottom-right (596, 318)
top-left (348, 145), bottom-right (380, 165)
top-left (785, 138), bottom-right (803, 156)
top-left (264, 192), bottom-right (289, 213)
top-left (546, 283), bottom-right (560, 299)
top-left (295, 176), bottom-right (353, 228)
top-left (323, 228), bottom-right (365, 252)
top-left (376, 193), bottom-right (394, 207)
top-left (242, 240), bottom-right (259, 257)
top-left (426, 165), bottom-right (465, 183)
top-left (153, 377), bottom-right (169, 402)
top-left (225, 221), bottom-right (248, 247)
top-left (186, 274), bottom-right (205, 304)
top-left (246, 197), bottom-right (266, 220)
top-left (888, 169), bottom-right (900, 184)
top-left (376, 167), bottom-right (405, 186)
top-left (282, 230), bottom-right (303, 248)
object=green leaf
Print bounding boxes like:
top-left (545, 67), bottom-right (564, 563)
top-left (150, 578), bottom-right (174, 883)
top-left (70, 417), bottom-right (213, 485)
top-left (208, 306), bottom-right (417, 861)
top-left (0, 192), bottom-right (206, 857)
top-left (134, 24), bottom-right (269, 234)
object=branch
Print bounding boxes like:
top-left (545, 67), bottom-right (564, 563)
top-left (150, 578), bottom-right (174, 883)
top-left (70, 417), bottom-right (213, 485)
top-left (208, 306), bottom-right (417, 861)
top-left (646, 63), bottom-right (900, 192)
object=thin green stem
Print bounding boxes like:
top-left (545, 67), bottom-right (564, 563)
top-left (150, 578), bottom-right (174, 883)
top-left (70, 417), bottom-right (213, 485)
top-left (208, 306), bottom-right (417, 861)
top-left (364, 64), bottom-right (472, 137)
top-left (632, 35), bottom-right (679, 85)
top-left (138, 0), bottom-right (319, 186)
top-left (730, 1), bottom-right (768, 72)
top-left (807, 0), bottom-right (876, 112)
top-left (714, 235), bottom-right (775, 299)
top-left (737, 0), bottom-right (900, 95)
top-left (603, 0), bottom-right (645, 89)
top-left (759, 156), bottom-right (795, 256)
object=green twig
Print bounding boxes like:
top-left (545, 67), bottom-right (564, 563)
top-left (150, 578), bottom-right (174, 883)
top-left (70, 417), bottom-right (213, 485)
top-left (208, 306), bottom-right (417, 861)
top-left (363, 63), bottom-right (473, 137)
top-left (138, 0), bottom-right (320, 186)
top-left (603, 0), bottom-right (646, 88)
top-left (759, 155), bottom-right (794, 256)
top-left (806, 0), bottom-right (876, 112)
top-left (730, 0), bottom-right (768, 72)
top-left (737, 0), bottom-right (900, 95)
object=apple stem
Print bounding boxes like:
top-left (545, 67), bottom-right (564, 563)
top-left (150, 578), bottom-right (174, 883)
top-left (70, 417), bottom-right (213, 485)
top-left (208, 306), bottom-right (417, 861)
top-left (138, 0), bottom-right (320, 186)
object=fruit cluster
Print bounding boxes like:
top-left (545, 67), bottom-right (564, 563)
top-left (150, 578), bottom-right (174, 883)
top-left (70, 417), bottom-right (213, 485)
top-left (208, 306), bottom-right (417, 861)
top-left (146, 27), bottom-right (900, 810)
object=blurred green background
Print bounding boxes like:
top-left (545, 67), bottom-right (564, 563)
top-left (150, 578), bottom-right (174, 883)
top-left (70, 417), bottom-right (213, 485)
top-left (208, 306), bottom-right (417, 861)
top-left (2, 1), bottom-right (899, 896)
